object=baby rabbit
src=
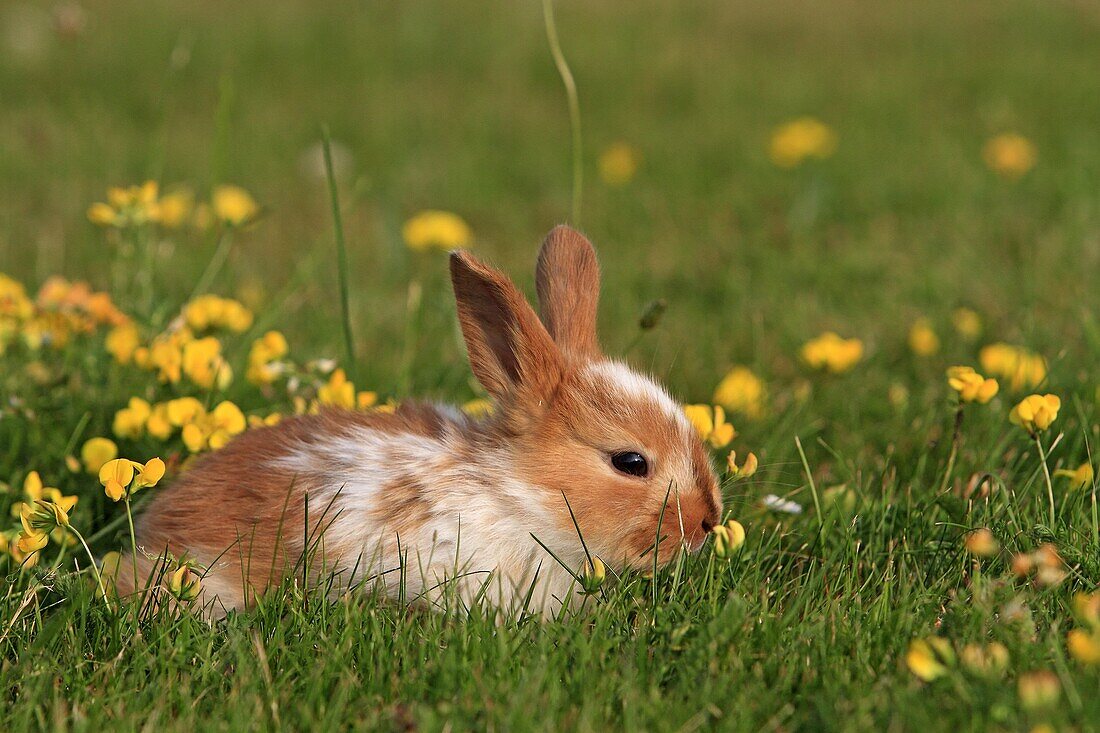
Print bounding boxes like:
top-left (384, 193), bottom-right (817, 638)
top-left (119, 225), bottom-right (722, 616)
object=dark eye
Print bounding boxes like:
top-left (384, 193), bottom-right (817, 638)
top-left (611, 451), bottom-right (649, 477)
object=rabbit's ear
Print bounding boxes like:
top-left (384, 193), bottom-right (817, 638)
top-left (450, 250), bottom-right (564, 403)
top-left (535, 225), bottom-right (602, 359)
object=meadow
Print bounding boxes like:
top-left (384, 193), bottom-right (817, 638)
top-left (2, 0), bottom-right (1100, 729)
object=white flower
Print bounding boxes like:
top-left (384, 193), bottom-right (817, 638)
top-left (762, 494), bottom-right (803, 514)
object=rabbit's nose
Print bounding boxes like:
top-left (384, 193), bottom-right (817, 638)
top-left (700, 518), bottom-right (715, 533)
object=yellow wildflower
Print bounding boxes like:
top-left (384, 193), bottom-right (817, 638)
top-left (168, 562), bottom-right (202, 601)
top-left (182, 336), bottom-right (232, 389)
top-left (462, 398), bottom-right (494, 418)
top-left (769, 117), bottom-right (837, 168)
top-left (402, 210), bottom-right (472, 252)
top-left (712, 366), bottom-right (766, 419)
top-left (888, 383), bottom-right (909, 409)
top-left (246, 330), bottom-right (289, 386)
top-left (684, 404), bottom-right (736, 449)
top-left (580, 555), bottom-right (605, 594)
top-left (248, 413), bottom-right (282, 428)
top-left (146, 403), bottom-right (173, 440)
top-left (983, 133), bottom-right (1037, 179)
top-left (1068, 629), bottom-right (1100, 665)
top-left (132, 457), bottom-right (165, 490)
top-left (907, 318), bottom-right (939, 357)
top-left (598, 142), bottom-right (640, 186)
top-left (1054, 462), bottom-right (1094, 490)
top-left (712, 519), bottom-right (745, 558)
top-left (979, 342), bottom-right (1046, 391)
top-left (182, 401), bottom-right (246, 453)
top-left (357, 391), bottom-right (377, 410)
top-left (113, 396), bottom-right (153, 439)
top-left (960, 642), bottom-right (1009, 677)
top-left (963, 528), bottom-right (999, 557)
top-left (906, 637), bottom-right (954, 682)
top-left (318, 368), bottom-right (356, 409)
top-left (105, 323), bottom-right (141, 364)
top-left (1009, 394), bottom-right (1060, 434)
top-left (801, 332), bottom-right (863, 374)
top-left (1017, 671), bottom-right (1060, 710)
top-left (155, 188), bottom-right (193, 228)
top-left (946, 366), bottom-right (999, 404)
top-left (212, 184), bottom-right (260, 226)
top-left (726, 451), bottom-right (758, 478)
top-left (183, 295), bottom-right (253, 333)
top-left (166, 397), bottom-right (205, 427)
top-left (80, 437), bottom-right (118, 474)
top-left (951, 308), bottom-right (982, 340)
top-left (99, 458), bottom-right (136, 502)
top-left (87, 180), bottom-right (160, 228)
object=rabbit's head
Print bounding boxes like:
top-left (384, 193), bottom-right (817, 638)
top-left (450, 226), bottom-right (722, 571)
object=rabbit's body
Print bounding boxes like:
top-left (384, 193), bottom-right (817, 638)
top-left (121, 226), bottom-right (722, 616)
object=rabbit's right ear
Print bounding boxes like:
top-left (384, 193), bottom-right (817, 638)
top-left (450, 251), bottom-right (564, 404)
top-left (535, 225), bottom-right (602, 359)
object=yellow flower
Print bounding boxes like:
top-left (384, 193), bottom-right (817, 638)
top-left (712, 519), bottom-right (746, 558)
top-left (712, 366), bottom-right (766, 419)
top-left (168, 563), bottom-right (202, 602)
top-left (402, 210), bottom-right (472, 252)
top-left (183, 295), bottom-right (253, 334)
top-left (155, 188), bottom-right (194, 228)
top-left (1074, 592), bottom-right (1100, 628)
top-left (146, 403), bottom-right (173, 440)
top-left (462, 398), bottom-right (494, 418)
top-left (132, 457), bottom-right (166, 490)
top-left (951, 308), bottom-right (982, 340)
top-left (113, 396), bottom-right (152, 439)
top-left (960, 642), bottom-right (1009, 677)
top-left (182, 336), bottom-right (233, 389)
top-left (769, 117), bottom-right (837, 168)
top-left (1009, 394), bottom-right (1061, 434)
top-left (1054, 462), bottom-right (1094, 490)
top-left (801, 332), bottom-right (863, 374)
top-left (166, 397), bottom-right (205, 427)
top-left (888, 383), bottom-right (909, 409)
top-left (580, 555), bottom-right (606, 594)
top-left (182, 401), bottom-right (246, 453)
top-left (105, 323), bottom-right (141, 364)
top-left (598, 142), bottom-right (641, 186)
top-left (80, 437), bottom-right (118, 474)
top-left (87, 181), bottom-right (160, 228)
top-left (1018, 671), bottom-right (1061, 710)
top-left (99, 458), bottom-right (136, 501)
top-left (246, 330), bottom-right (289, 386)
top-left (726, 451), bottom-right (758, 478)
top-left (979, 343), bottom-right (1046, 391)
top-left (248, 413), bottom-right (282, 428)
top-left (907, 318), bottom-right (939, 357)
top-left (983, 133), bottom-right (1037, 179)
top-left (905, 637), bottom-right (955, 682)
top-left (12, 471), bottom-right (78, 517)
top-left (212, 184), bottom-right (260, 226)
top-left (1068, 629), bottom-right (1100, 665)
top-left (318, 368), bottom-right (356, 409)
top-left (684, 405), bottom-right (736, 449)
top-left (946, 366), bottom-right (999, 404)
top-left (963, 528), bottom-right (999, 557)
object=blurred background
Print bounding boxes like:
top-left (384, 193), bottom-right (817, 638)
top-left (2, 0), bottom-right (1099, 426)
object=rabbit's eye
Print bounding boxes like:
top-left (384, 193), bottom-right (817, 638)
top-left (611, 451), bottom-right (649, 477)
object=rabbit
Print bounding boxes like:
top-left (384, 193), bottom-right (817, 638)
top-left (117, 225), bottom-right (722, 617)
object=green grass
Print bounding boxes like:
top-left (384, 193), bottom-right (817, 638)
top-left (3, 0), bottom-right (1100, 729)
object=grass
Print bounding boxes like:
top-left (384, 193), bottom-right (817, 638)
top-left (3, 0), bottom-right (1100, 729)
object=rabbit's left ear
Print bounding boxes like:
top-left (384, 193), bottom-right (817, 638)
top-left (535, 225), bottom-right (602, 359)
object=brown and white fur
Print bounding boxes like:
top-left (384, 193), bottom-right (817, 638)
top-left (120, 226), bottom-right (722, 617)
